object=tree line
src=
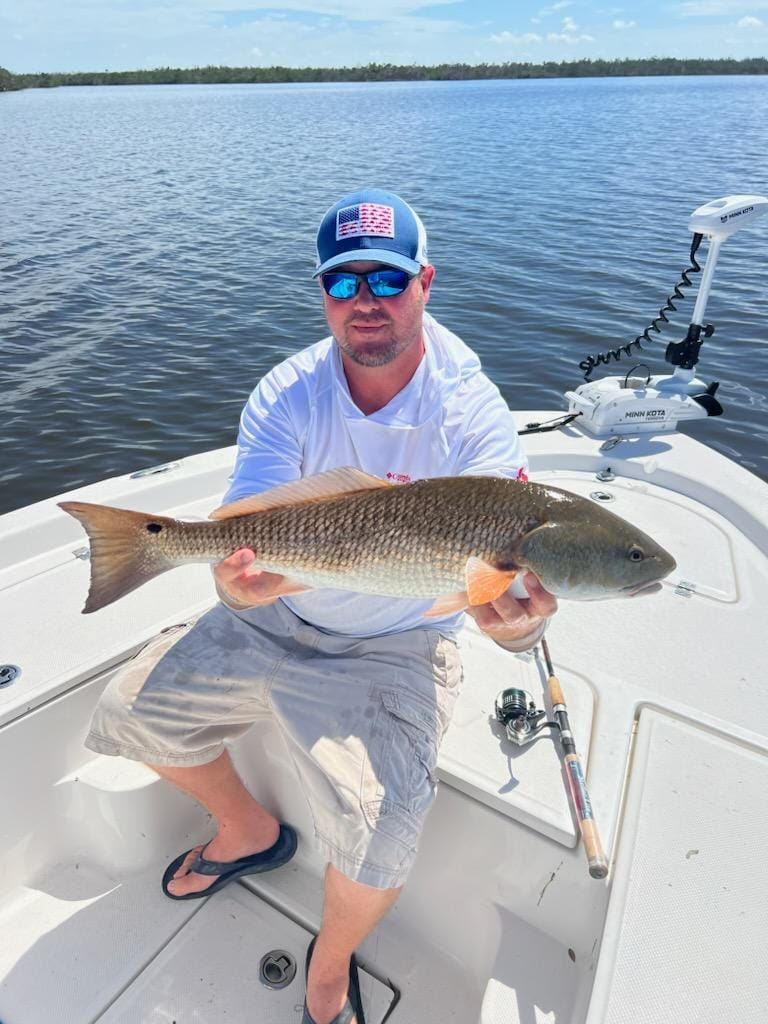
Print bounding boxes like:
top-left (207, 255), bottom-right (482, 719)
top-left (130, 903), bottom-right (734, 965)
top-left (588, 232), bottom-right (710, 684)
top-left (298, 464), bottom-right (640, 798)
top-left (3, 57), bottom-right (768, 91)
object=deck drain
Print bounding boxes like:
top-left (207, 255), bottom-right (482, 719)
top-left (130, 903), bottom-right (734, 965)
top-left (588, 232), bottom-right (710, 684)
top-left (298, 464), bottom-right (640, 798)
top-left (590, 490), bottom-right (615, 503)
top-left (259, 949), bottom-right (297, 990)
top-left (0, 665), bottom-right (21, 688)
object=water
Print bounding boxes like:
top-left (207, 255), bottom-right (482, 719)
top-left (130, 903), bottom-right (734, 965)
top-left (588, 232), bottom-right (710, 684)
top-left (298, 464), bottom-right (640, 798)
top-left (2, 76), bottom-right (768, 515)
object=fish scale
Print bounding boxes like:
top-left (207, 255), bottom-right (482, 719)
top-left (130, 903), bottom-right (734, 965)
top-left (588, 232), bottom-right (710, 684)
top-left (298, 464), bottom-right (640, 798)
top-left (59, 473), bottom-right (676, 613)
top-left (169, 477), bottom-right (544, 597)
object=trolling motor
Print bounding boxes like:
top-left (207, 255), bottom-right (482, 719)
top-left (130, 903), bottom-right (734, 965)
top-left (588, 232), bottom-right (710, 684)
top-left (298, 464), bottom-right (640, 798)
top-left (565, 194), bottom-right (768, 436)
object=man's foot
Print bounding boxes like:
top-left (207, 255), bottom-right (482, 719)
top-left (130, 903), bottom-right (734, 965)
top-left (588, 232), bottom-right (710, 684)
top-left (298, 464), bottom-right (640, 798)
top-left (165, 814), bottom-right (281, 897)
top-left (305, 936), bottom-right (362, 1024)
top-left (305, 970), bottom-right (353, 1024)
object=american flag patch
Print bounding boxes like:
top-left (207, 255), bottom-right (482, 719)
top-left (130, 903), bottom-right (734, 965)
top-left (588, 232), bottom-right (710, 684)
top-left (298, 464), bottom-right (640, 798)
top-left (336, 203), bottom-right (395, 241)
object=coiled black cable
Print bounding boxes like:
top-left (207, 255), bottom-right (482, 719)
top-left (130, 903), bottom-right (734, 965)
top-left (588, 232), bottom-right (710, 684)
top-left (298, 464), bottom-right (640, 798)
top-left (578, 233), bottom-right (704, 381)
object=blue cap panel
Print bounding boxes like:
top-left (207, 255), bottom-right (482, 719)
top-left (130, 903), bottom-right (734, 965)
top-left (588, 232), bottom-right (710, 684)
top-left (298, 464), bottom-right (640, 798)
top-left (314, 188), bottom-right (428, 277)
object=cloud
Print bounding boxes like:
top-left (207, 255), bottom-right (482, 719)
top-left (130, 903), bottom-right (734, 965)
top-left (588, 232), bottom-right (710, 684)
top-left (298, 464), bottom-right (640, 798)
top-left (679, 1), bottom-right (768, 15)
top-left (490, 30), bottom-right (543, 44)
top-left (218, 0), bottom-right (462, 18)
top-left (17, 0), bottom-right (467, 27)
top-left (547, 31), bottom-right (595, 41)
top-left (543, 14), bottom-right (594, 41)
top-left (613, 19), bottom-right (637, 27)
top-left (736, 14), bottom-right (764, 24)
top-left (6, 1), bottom-right (475, 72)
top-left (533, 1), bottom-right (575, 17)
top-left (492, 11), bottom-right (594, 47)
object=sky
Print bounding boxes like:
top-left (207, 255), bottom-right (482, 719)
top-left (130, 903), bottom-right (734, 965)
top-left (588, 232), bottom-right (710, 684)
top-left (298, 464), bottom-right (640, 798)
top-left (2, 0), bottom-right (768, 74)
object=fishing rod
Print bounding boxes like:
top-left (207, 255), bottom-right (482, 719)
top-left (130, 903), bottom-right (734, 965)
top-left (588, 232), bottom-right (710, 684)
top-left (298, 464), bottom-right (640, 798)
top-left (494, 636), bottom-right (609, 879)
top-left (541, 636), bottom-right (608, 879)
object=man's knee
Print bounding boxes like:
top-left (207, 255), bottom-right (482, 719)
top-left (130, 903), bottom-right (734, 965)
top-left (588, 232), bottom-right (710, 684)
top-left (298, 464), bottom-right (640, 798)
top-left (84, 621), bottom-right (215, 764)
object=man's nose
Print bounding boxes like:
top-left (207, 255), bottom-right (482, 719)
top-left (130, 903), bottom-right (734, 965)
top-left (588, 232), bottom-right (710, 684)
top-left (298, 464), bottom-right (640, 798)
top-left (352, 281), bottom-right (380, 310)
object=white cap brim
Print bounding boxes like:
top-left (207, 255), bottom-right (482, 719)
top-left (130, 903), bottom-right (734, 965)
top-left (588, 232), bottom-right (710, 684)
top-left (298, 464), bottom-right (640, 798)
top-left (312, 248), bottom-right (424, 278)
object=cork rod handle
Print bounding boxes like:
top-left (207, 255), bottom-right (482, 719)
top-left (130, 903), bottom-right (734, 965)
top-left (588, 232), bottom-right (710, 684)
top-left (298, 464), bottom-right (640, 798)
top-left (546, 658), bottom-right (609, 881)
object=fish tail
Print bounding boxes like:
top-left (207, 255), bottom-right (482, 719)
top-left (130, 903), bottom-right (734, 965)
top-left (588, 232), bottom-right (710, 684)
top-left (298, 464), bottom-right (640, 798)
top-left (59, 501), bottom-right (176, 613)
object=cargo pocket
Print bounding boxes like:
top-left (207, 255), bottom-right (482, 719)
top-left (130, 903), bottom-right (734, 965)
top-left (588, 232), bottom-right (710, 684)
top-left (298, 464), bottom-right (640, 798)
top-left (426, 630), bottom-right (463, 691)
top-left (361, 689), bottom-right (442, 850)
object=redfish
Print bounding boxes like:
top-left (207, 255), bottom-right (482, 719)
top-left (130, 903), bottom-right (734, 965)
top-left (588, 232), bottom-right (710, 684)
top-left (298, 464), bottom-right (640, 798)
top-left (59, 467), bottom-right (675, 614)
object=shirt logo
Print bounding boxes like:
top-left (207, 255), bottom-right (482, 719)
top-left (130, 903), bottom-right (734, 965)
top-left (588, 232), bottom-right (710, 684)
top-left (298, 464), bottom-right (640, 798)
top-left (386, 471), bottom-right (412, 483)
top-left (336, 203), bottom-right (395, 240)
top-left (517, 467), bottom-right (529, 482)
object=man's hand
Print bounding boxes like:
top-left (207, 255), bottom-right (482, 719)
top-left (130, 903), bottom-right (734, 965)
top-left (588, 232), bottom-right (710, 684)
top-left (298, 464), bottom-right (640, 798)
top-left (214, 549), bottom-right (308, 609)
top-left (465, 572), bottom-right (557, 652)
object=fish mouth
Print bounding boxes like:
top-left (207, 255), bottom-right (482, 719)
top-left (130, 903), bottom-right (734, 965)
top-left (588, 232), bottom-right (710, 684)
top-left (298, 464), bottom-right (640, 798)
top-left (622, 580), bottom-right (663, 598)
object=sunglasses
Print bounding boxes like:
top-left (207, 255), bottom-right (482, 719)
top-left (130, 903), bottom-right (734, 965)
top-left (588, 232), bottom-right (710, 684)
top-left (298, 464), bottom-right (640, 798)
top-left (321, 268), bottom-right (414, 301)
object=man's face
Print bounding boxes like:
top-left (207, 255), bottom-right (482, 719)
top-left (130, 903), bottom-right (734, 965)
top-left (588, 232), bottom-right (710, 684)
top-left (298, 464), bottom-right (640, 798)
top-left (321, 260), bottom-right (435, 368)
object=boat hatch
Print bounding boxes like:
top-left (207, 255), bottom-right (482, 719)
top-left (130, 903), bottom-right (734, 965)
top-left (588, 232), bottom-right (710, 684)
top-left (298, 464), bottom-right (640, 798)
top-left (586, 708), bottom-right (768, 1023)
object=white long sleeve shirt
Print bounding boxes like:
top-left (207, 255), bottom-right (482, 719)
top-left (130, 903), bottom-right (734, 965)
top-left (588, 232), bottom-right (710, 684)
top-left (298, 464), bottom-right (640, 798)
top-left (223, 312), bottom-right (528, 637)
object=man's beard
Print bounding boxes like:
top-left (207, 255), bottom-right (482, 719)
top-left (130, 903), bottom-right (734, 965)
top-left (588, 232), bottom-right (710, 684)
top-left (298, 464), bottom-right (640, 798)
top-left (336, 320), bottom-right (420, 368)
top-left (339, 337), bottom-right (403, 367)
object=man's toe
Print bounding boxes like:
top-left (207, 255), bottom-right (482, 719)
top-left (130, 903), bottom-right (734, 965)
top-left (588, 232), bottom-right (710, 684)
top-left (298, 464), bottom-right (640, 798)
top-left (167, 869), bottom-right (218, 896)
top-left (167, 846), bottom-right (221, 895)
top-left (173, 845), bottom-right (204, 880)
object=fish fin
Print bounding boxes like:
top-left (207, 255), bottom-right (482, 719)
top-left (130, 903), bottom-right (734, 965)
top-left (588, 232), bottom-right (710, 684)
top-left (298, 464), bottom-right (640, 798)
top-left (465, 557), bottom-right (517, 606)
top-left (210, 467), bottom-right (392, 520)
top-left (266, 577), bottom-right (312, 597)
top-left (59, 501), bottom-right (175, 613)
top-left (425, 591), bottom-right (469, 617)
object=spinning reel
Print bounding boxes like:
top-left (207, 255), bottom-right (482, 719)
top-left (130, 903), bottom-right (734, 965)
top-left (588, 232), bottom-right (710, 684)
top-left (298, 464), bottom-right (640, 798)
top-left (493, 687), bottom-right (557, 747)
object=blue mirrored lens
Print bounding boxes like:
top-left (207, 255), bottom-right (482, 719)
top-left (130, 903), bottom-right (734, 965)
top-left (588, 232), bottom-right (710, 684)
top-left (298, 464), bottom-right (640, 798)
top-left (368, 270), bottom-right (410, 296)
top-left (323, 274), bottom-right (359, 300)
top-left (322, 269), bottom-right (412, 300)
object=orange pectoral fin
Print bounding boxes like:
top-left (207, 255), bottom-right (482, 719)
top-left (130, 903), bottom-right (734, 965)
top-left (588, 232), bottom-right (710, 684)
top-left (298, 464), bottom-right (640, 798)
top-left (465, 557), bottom-right (517, 607)
top-left (425, 591), bottom-right (469, 617)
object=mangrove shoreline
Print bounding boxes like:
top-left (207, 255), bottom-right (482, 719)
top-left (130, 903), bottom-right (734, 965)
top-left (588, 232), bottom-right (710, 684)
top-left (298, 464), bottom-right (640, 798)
top-left (2, 57), bottom-right (768, 92)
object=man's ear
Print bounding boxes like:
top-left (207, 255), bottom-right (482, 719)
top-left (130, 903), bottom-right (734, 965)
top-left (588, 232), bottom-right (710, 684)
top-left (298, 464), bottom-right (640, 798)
top-left (419, 264), bottom-right (435, 301)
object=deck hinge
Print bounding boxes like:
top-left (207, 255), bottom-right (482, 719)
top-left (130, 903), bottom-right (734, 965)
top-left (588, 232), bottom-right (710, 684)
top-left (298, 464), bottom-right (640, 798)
top-left (674, 579), bottom-right (697, 597)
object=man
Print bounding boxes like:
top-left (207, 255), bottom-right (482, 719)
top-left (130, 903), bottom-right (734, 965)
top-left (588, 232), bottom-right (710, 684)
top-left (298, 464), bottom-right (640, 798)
top-left (86, 188), bottom-right (557, 1024)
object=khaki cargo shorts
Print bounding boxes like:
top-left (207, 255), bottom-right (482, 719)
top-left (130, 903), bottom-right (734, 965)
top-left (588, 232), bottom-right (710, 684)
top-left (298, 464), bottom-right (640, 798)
top-left (86, 600), bottom-right (462, 889)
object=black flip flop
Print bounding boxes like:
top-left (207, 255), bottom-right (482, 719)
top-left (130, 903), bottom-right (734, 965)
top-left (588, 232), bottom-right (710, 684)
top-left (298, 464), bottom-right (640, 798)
top-left (303, 936), bottom-right (366, 1024)
top-left (161, 823), bottom-right (297, 901)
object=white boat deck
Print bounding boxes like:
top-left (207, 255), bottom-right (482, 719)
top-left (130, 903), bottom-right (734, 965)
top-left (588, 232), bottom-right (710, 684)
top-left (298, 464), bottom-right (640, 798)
top-left (2, 413), bottom-right (767, 1023)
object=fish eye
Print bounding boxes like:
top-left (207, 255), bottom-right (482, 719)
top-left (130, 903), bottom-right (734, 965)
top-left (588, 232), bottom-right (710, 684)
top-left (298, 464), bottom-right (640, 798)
top-left (147, 523), bottom-right (163, 533)
top-left (628, 546), bottom-right (645, 562)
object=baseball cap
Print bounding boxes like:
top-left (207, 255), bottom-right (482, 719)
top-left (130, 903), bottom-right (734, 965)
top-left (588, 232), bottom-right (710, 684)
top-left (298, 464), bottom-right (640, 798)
top-left (313, 188), bottom-right (428, 278)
